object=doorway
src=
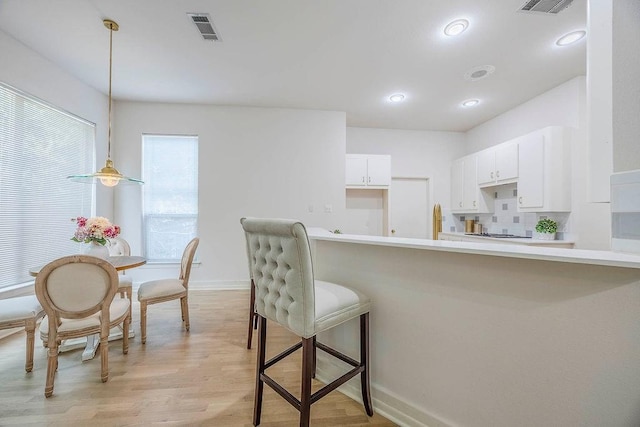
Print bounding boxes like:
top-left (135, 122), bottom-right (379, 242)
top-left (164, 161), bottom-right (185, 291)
top-left (389, 177), bottom-right (430, 239)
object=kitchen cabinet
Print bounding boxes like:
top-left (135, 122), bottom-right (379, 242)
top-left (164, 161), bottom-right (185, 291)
top-left (517, 126), bottom-right (571, 212)
top-left (346, 154), bottom-right (391, 188)
top-left (477, 142), bottom-right (518, 187)
top-left (450, 154), bottom-right (493, 213)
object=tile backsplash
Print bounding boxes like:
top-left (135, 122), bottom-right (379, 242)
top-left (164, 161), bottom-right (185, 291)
top-left (446, 183), bottom-right (571, 239)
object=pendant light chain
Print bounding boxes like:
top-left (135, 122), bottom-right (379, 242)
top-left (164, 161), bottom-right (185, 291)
top-left (107, 21), bottom-right (113, 161)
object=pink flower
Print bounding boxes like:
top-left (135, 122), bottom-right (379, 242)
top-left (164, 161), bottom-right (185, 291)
top-left (71, 216), bottom-right (120, 245)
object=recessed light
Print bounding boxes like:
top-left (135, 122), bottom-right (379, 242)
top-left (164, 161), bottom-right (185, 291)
top-left (389, 94), bottom-right (405, 102)
top-left (556, 30), bottom-right (586, 46)
top-left (462, 99), bottom-right (480, 107)
top-left (444, 19), bottom-right (469, 36)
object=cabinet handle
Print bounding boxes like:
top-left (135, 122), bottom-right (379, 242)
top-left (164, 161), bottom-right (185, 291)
top-left (362, 176), bottom-right (365, 183)
top-left (490, 172), bottom-right (494, 179)
top-left (473, 201), bottom-right (476, 207)
top-left (368, 176), bottom-right (371, 183)
top-left (496, 170), bottom-right (500, 178)
top-left (519, 196), bottom-right (523, 204)
top-left (459, 202), bottom-right (462, 207)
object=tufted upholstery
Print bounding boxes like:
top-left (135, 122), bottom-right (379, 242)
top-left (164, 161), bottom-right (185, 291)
top-left (241, 217), bottom-right (374, 426)
top-left (242, 218), bottom-right (370, 339)
top-left (34, 255), bottom-right (130, 397)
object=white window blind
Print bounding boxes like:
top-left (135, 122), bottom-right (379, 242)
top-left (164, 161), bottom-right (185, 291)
top-left (142, 135), bottom-right (198, 262)
top-left (0, 83), bottom-right (94, 289)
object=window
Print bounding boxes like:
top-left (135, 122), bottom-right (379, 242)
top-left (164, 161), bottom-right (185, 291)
top-left (0, 82), bottom-right (94, 290)
top-left (142, 134), bottom-right (198, 262)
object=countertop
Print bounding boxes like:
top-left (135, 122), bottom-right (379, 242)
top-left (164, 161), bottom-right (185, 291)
top-left (306, 228), bottom-right (640, 270)
top-left (438, 231), bottom-right (575, 245)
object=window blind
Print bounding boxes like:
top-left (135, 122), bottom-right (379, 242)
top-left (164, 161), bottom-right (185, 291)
top-left (142, 134), bottom-right (198, 261)
top-left (0, 83), bottom-right (94, 289)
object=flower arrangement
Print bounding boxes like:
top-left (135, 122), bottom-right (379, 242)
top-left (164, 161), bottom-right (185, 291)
top-left (71, 216), bottom-right (120, 245)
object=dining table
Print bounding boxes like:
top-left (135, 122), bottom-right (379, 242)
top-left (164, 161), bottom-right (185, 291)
top-left (29, 255), bottom-right (146, 361)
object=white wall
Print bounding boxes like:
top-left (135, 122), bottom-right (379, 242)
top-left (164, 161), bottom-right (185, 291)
top-left (346, 127), bottom-right (465, 235)
top-left (113, 101), bottom-right (346, 287)
top-left (465, 77), bottom-right (611, 250)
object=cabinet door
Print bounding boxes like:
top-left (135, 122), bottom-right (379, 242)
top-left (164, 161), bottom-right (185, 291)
top-left (451, 158), bottom-right (464, 211)
top-left (518, 133), bottom-right (544, 209)
top-left (367, 155), bottom-right (391, 186)
top-left (346, 155), bottom-right (367, 186)
top-left (463, 155), bottom-right (478, 210)
top-left (477, 148), bottom-right (496, 186)
top-left (496, 143), bottom-right (518, 182)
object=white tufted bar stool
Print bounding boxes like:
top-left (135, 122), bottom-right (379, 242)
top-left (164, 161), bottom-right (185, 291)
top-left (241, 218), bottom-right (373, 427)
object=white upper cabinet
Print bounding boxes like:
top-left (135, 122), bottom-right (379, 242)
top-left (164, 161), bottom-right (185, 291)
top-left (451, 154), bottom-right (493, 213)
top-left (346, 154), bottom-right (391, 188)
top-left (477, 142), bottom-right (518, 187)
top-left (516, 126), bottom-right (571, 212)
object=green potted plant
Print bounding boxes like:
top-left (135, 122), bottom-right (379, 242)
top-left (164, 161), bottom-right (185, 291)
top-left (534, 218), bottom-right (557, 240)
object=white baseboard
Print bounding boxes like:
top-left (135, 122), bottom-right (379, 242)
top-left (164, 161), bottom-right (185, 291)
top-left (315, 353), bottom-right (451, 427)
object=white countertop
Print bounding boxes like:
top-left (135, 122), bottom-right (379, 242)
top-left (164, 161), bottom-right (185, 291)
top-left (306, 228), bottom-right (640, 270)
top-left (438, 231), bottom-right (575, 245)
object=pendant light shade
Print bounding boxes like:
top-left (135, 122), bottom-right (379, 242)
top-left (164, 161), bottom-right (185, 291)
top-left (67, 19), bottom-right (143, 186)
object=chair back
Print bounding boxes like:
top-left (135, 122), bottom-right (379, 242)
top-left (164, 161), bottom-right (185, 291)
top-left (179, 237), bottom-right (200, 289)
top-left (241, 218), bottom-right (315, 338)
top-left (107, 237), bottom-right (131, 256)
top-left (35, 255), bottom-right (119, 346)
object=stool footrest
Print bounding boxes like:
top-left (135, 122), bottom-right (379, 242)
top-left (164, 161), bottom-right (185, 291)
top-left (316, 341), bottom-right (360, 368)
top-left (264, 341), bottom-right (302, 370)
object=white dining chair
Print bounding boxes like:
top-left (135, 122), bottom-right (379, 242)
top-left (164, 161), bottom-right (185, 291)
top-left (0, 295), bottom-right (45, 372)
top-left (137, 238), bottom-right (199, 344)
top-left (35, 255), bottom-right (130, 397)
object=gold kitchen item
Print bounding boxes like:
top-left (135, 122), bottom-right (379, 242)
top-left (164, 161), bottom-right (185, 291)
top-left (432, 203), bottom-right (442, 240)
top-left (465, 219), bottom-right (474, 233)
top-left (473, 223), bottom-right (483, 234)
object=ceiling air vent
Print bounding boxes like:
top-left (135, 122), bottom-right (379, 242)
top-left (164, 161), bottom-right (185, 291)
top-left (187, 13), bottom-right (221, 41)
top-left (518, 0), bottom-right (574, 14)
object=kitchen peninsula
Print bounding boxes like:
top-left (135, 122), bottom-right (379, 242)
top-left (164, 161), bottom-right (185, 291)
top-left (307, 229), bottom-right (640, 427)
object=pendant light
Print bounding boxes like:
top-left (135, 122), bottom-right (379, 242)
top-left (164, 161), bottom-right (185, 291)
top-left (68, 19), bottom-right (143, 186)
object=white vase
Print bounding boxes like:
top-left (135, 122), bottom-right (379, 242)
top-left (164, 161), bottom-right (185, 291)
top-left (534, 231), bottom-right (556, 241)
top-left (85, 241), bottom-right (110, 259)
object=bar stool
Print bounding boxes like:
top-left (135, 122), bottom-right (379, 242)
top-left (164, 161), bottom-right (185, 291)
top-left (241, 217), bottom-right (373, 427)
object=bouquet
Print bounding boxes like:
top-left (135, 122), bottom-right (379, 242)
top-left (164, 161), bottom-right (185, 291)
top-left (71, 216), bottom-right (121, 245)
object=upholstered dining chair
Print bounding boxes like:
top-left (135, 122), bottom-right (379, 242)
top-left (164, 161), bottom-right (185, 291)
top-left (240, 218), bottom-right (373, 427)
top-left (137, 237), bottom-right (199, 344)
top-left (0, 295), bottom-right (45, 372)
top-left (35, 255), bottom-right (130, 397)
top-left (106, 237), bottom-right (132, 296)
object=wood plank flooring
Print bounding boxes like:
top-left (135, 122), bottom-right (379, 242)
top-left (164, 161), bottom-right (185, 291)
top-left (0, 290), bottom-right (397, 426)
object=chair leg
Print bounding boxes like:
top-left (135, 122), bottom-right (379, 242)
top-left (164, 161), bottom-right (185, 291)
top-left (300, 337), bottom-right (314, 427)
top-left (100, 334), bottom-right (109, 383)
top-left (360, 313), bottom-right (374, 416)
top-left (122, 313), bottom-right (130, 355)
top-left (312, 335), bottom-right (317, 379)
top-left (253, 316), bottom-right (267, 426)
top-left (44, 344), bottom-right (58, 397)
top-left (247, 280), bottom-right (256, 349)
top-left (140, 301), bottom-right (148, 344)
top-left (181, 296), bottom-right (190, 331)
top-left (24, 319), bottom-right (36, 373)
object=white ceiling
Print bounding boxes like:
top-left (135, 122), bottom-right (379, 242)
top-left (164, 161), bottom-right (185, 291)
top-left (0, 0), bottom-right (587, 132)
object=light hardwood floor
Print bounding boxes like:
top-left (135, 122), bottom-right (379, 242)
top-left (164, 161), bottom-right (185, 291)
top-left (0, 290), bottom-right (396, 426)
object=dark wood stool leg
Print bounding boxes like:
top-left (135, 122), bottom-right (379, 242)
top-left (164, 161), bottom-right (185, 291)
top-left (360, 313), bottom-right (374, 416)
top-left (300, 337), bottom-right (314, 427)
top-left (247, 280), bottom-right (256, 349)
top-left (253, 316), bottom-right (267, 426)
top-left (312, 335), bottom-right (317, 378)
